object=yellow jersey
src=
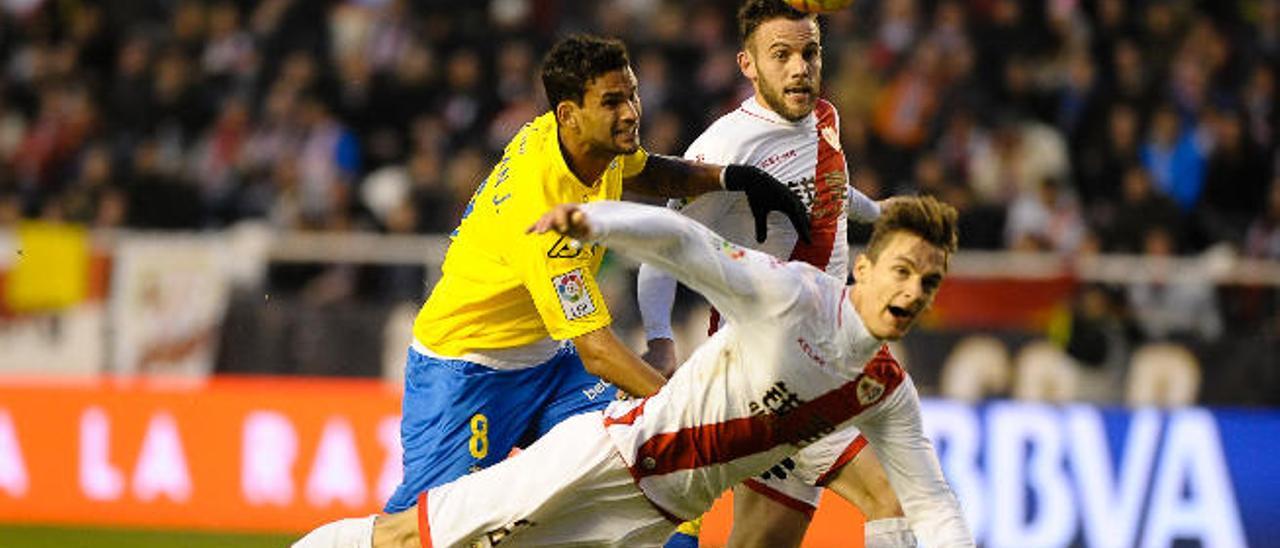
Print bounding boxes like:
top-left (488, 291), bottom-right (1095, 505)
top-left (413, 112), bottom-right (647, 357)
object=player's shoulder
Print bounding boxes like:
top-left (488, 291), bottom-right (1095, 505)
top-left (686, 104), bottom-right (782, 161)
top-left (500, 116), bottom-right (559, 180)
top-left (779, 259), bottom-right (845, 309)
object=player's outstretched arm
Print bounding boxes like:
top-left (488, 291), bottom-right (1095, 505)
top-left (626, 156), bottom-right (811, 244)
top-left (852, 379), bottom-right (975, 547)
top-left (529, 201), bottom-right (802, 325)
top-left (624, 154), bottom-right (723, 198)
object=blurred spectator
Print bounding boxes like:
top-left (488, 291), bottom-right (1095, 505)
top-left (1241, 64), bottom-right (1276, 153)
top-left (1053, 285), bottom-right (1132, 372)
top-left (1004, 176), bottom-right (1085, 254)
top-left (1126, 227), bottom-right (1223, 343)
top-left (1104, 164), bottom-right (1182, 253)
top-left (968, 113), bottom-right (1069, 207)
top-left (1106, 39), bottom-right (1155, 107)
top-left (1075, 101), bottom-right (1141, 209)
top-left (1245, 178), bottom-right (1280, 260)
top-left (124, 138), bottom-right (201, 229)
top-left (188, 95), bottom-right (250, 225)
top-left (870, 0), bottom-right (919, 69)
top-left (871, 41), bottom-right (942, 182)
top-left (1140, 104), bottom-right (1208, 212)
top-left (1198, 107), bottom-right (1270, 244)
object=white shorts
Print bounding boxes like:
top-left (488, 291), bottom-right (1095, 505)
top-left (743, 425), bottom-right (869, 514)
top-left (419, 412), bottom-right (677, 547)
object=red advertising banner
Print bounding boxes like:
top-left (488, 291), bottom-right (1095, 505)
top-left (0, 377), bottom-right (864, 545)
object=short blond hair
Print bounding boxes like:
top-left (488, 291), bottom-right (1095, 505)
top-left (865, 196), bottom-right (959, 260)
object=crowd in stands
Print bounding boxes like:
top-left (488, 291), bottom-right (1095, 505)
top-left (1, 0), bottom-right (1277, 344)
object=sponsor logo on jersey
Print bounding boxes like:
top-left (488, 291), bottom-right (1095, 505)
top-left (547, 235), bottom-right (584, 258)
top-left (581, 378), bottom-right (613, 401)
top-left (748, 381), bottom-right (803, 417)
top-left (759, 148), bottom-right (799, 171)
top-left (797, 337), bottom-right (827, 368)
top-left (552, 268), bottom-right (596, 320)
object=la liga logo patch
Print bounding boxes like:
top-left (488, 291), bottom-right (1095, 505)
top-left (553, 268), bottom-right (596, 320)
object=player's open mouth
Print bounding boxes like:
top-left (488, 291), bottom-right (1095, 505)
top-left (887, 305), bottom-right (914, 321)
top-left (785, 87), bottom-right (813, 100)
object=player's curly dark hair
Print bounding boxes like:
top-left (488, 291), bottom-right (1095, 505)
top-left (866, 196), bottom-right (960, 261)
top-left (540, 34), bottom-right (631, 108)
top-left (737, 0), bottom-right (814, 45)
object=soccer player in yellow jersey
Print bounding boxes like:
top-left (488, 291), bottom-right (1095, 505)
top-left (382, 34), bottom-right (811, 514)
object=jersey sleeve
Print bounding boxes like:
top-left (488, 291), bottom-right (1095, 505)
top-left (583, 201), bottom-right (803, 325)
top-left (846, 184), bottom-right (881, 223)
top-left (620, 148), bottom-right (649, 179)
top-left (508, 227), bottom-right (613, 340)
top-left (682, 126), bottom-right (733, 164)
top-left (852, 378), bottom-right (975, 547)
top-left (636, 263), bottom-right (678, 340)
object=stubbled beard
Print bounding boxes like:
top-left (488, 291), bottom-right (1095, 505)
top-left (759, 79), bottom-right (815, 121)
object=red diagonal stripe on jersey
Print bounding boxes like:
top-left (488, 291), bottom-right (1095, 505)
top-left (789, 99), bottom-right (846, 270)
top-left (632, 345), bottom-right (903, 478)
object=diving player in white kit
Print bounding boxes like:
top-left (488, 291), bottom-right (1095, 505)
top-left (293, 196), bottom-right (973, 548)
top-left (637, 2), bottom-right (913, 546)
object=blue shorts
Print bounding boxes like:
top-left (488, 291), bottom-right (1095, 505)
top-left (383, 344), bottom-right (616, 512)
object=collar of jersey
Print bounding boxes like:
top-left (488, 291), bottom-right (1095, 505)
top-left (839, 290), bottom-right (883, 365)
top-left (544, 114), bottom-right (603, 190)
top-left (740, 95), bottom-right (813, 127)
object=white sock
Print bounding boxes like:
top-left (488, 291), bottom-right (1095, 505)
top-left (293, 515), bottom-right (377, 548)
top-left (864, 517), bottom-right (917, 548)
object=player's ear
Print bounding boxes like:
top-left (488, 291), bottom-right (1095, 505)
top-left (737, 49), bottom-right (756, 80)
top-left (854, 253), bottom-right (870, 280)
top-left (555, 100), bottom-right (578, 131)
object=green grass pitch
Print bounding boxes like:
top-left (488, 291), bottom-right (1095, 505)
top-left (0, 524), bottom-right (298, 547)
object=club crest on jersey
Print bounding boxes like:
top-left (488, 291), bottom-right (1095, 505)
top-left (821, 125), bottom-right (842, 152)
top-left (553, 268), bottom-right (596, 320)
top-left (856, 374), bottom-right (886, 406)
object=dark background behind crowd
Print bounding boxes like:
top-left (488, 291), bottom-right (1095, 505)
top-left (0, 0), bottom-right (1276, 400)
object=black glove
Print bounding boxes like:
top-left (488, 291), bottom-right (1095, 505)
top-left (722, 164), bottom-right (812, 244)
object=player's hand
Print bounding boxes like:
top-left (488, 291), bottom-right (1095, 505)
top-left (527, 204), bottom-right (593, 240)
top-left (876, 196), bottom-right (904, 211)
top-left (641, 338), bottom-right (678, 378)
top-left (722, 164), bottom-right (812, 244)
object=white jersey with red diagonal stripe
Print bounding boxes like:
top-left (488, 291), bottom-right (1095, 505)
top-left (676, 96), bottom-right (852, 278)
top-left (589, 202), bottom-right (970, 547)
top-left (588, 201), bottom-right (901, 521)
